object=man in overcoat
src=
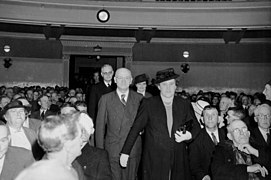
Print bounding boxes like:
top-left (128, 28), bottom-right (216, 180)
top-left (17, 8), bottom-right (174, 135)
top-left (96, 68), bottom-right (143, 180)
top-left (120, 68), bottom-right (200, 180)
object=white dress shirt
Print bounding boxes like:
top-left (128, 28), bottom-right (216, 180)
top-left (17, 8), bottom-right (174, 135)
top-left (206, 128), bottom-right (220, 143)
top-left (0, 155), bottom-right (5, 175)
top-left (258, 127), bottom-right (270, 142)
top-left (9, 127), bottom-right (32, 150)
top-left (116, 89), bottom-right (129, 102)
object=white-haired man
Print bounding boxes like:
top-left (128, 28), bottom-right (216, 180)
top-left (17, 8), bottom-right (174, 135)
top-left (75, 112), bottom-right (112, 180)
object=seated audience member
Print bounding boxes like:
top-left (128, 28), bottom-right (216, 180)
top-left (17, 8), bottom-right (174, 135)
top-left (133, 73), bottom-right (152, 98)
top-left (250, 104), bottom-right (271, 150)
top-left (17, 98), bottom-right (41, 133)
top-left (0, 95), bottom-right (11, 122)
top-left (225, 107), bottom-right (252, 129)
top-left (3, 101), bottom-right (41, 159)
top-left (189, 105), bottom-right (226, 180)
top-left (218, 96), bottom-right (234, 128)
top-left (0, 125), bottom-right (35, 180)
top-left (30, 95), bottom-right (56, 120)
top-left (50, 92), bottom-right (61, 113)
top-left (38, 114), bottom-right (84, 180)
top-left (75, 101), bottom-right (87, 112)
top-left (75, 112), bottom-right (112, 180)
top-left (192, 99), bottom-right (210, 128)
top-left (263, 80), bottom-right (271, 106)
top-left (211, 120), bottom-right (270, 180)
top-left (15, 159), bottom-right (78, 180)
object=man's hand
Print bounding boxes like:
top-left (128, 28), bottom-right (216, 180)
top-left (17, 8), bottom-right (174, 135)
top-left (120, 154), bottom-right (129, 167)
top-left (202, 175), bottom-right (211, 180)
top-left (174, 130), bottom-right (192, 143)
top-left (238, 144), bottom-right (259, 157)
top-left (247, 164), bottom-right (269, 177)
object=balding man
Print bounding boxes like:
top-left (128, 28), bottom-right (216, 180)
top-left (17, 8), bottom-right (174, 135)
top-left (0, 125), bottom-right (34, 180)
top-left (96, 68), bottom-right (142, 180)
top-left (211, 120), bottom-right (271, 180)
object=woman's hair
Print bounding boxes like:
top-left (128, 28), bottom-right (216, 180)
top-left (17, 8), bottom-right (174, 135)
top-left (38, 113), bottom-right (80, 152)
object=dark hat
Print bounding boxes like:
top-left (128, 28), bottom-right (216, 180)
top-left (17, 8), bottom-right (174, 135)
top-left (155, 68), bottom-right (179, 84)
top-left (3, 100), bottom-right (25, 114)
top-left (266, 80), bottom-right (271, 86)
top-left (134, 74), bottom-right (149, 84)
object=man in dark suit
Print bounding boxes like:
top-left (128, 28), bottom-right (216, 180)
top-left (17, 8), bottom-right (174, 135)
top-left (120, 68), bottom-right (200, 180)
top-left (96, 68), bottom-right (143, 180)
top-left (211, 120), bottom-right (270, 180)
top-left (189, 105), bottom-right (226, 180)
top-left (263, 79), bottom-right (271, 106)
top-left (87, 64), bottom-right (117, 124)
top-left (75, 112), bottom-right (112, 180)
top-left (250, 104), bottom-right (271, 150)
top-left (30, 95), bottom-right (56, 120)
top-left (0, 125), bottom-right (35, 180)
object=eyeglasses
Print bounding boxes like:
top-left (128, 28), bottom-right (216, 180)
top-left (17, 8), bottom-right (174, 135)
top-left (115, 76), bottom-right (131, 81)
top-left (102, 71), bottom-right (113, 75)
top-left (256, 114), bottom-right (271, 119)
top-left (232, 127), bottom-right (248, 135)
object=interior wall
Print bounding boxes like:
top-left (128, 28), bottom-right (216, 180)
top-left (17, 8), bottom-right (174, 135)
top-left (131, 61), bottom-right (271, 94)
top-left (0, 57), bottom-right (64, 87)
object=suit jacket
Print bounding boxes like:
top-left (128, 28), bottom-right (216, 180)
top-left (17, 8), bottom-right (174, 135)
top-left (250, 127), bottom-right (270, 150)
top-left (96, 90), bottom-right (142, 158)
top-left (76, 142), bottom-right (112, 180)
top-left (121, 95), bottom-right (200, 180)
top-left (30, 109), bottom-right (56, 120)
top-left (211, 140), bottom-right (271, 180)
top-left (87, 81), bottom-right (116, 123)
top-left (189, 128), bottom-right (226, 180)
top-left (0, 146), bottom-right (35, 180)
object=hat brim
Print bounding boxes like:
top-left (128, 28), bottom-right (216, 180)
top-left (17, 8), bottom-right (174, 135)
top-left (155, 74), bottom-right (179, 84)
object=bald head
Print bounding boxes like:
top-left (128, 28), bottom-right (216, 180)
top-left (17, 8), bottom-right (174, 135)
top-left (114, 68), bottom-right (133, 92)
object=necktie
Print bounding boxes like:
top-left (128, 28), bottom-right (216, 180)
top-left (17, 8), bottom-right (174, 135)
top-left (267, 133), bottom-right (270, 145)
top-left (41, 111), bottom-right (45, 120)
top-left (211, 133), bottom-right (218, 145)
top-left (121, 94), bottom-right (126, 106)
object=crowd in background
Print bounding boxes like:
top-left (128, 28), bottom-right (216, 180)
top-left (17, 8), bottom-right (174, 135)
top-left (0, 65), bottom-right (270, 180)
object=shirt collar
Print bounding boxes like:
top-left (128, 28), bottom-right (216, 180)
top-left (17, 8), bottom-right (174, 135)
top-left (116, 89), bottom-right (129, 101)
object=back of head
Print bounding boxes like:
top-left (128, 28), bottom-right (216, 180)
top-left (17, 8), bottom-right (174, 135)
top-left (15, 159), bottom-right (78, 180)
top-left (38, 114), bottom-right (80, 152)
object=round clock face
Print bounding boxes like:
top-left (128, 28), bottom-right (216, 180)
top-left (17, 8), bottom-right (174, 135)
top-left (97, 10), bottom-right (110, 23)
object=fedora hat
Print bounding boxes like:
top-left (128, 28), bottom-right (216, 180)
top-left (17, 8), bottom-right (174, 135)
top-left (155, 68), bottom-right (179, 84)
top-left (3, 100), bottom-right (25, 114)
top-left (134, 74), bottom-right (149, 85)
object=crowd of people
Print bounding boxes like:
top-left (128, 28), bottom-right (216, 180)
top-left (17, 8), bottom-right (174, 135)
top-left (0, 64), bottom-right (270, 180)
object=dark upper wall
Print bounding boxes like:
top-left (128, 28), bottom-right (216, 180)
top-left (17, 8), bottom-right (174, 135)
top-left (132, 43), bottom-right (271, 63)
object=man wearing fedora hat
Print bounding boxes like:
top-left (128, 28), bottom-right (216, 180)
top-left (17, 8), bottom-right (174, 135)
top-left (3, 100), bottom-right (41, 160)
top-left (133, 73), bottom-right (152, 98)
top-left (120, 68), bottom-right (200, 180)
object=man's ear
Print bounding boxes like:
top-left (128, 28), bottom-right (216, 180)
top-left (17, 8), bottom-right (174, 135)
top-left (227, 133), bottom-right (232, 141)
top-left (114, 77), bottom-right (117, 84)
top-left (157, 85), bottom-right (161, 91)
top-left (254, 116), bottom-right (258, 123)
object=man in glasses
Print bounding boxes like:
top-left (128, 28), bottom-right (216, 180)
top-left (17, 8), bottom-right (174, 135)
top-left (250, 104), bottom-right (271, 150)
top-left (87, 64), bottom-right (117, 125)
top-left (211, 119), bottom-right (270, 180)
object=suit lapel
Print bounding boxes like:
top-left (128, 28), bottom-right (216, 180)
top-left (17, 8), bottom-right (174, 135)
top-left (203, 129), bottom-right (216, 148)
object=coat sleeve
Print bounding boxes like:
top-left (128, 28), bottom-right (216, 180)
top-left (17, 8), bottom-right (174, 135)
top-left (95, 95), bottom-right (108, 149)
top-left (121, 98), bottom-right (149, 155)
top-left (211, 145), bottom-right (248, 180)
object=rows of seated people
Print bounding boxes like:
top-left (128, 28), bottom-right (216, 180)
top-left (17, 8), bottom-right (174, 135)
top-left (0, 82), bottom-right (270, 180)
